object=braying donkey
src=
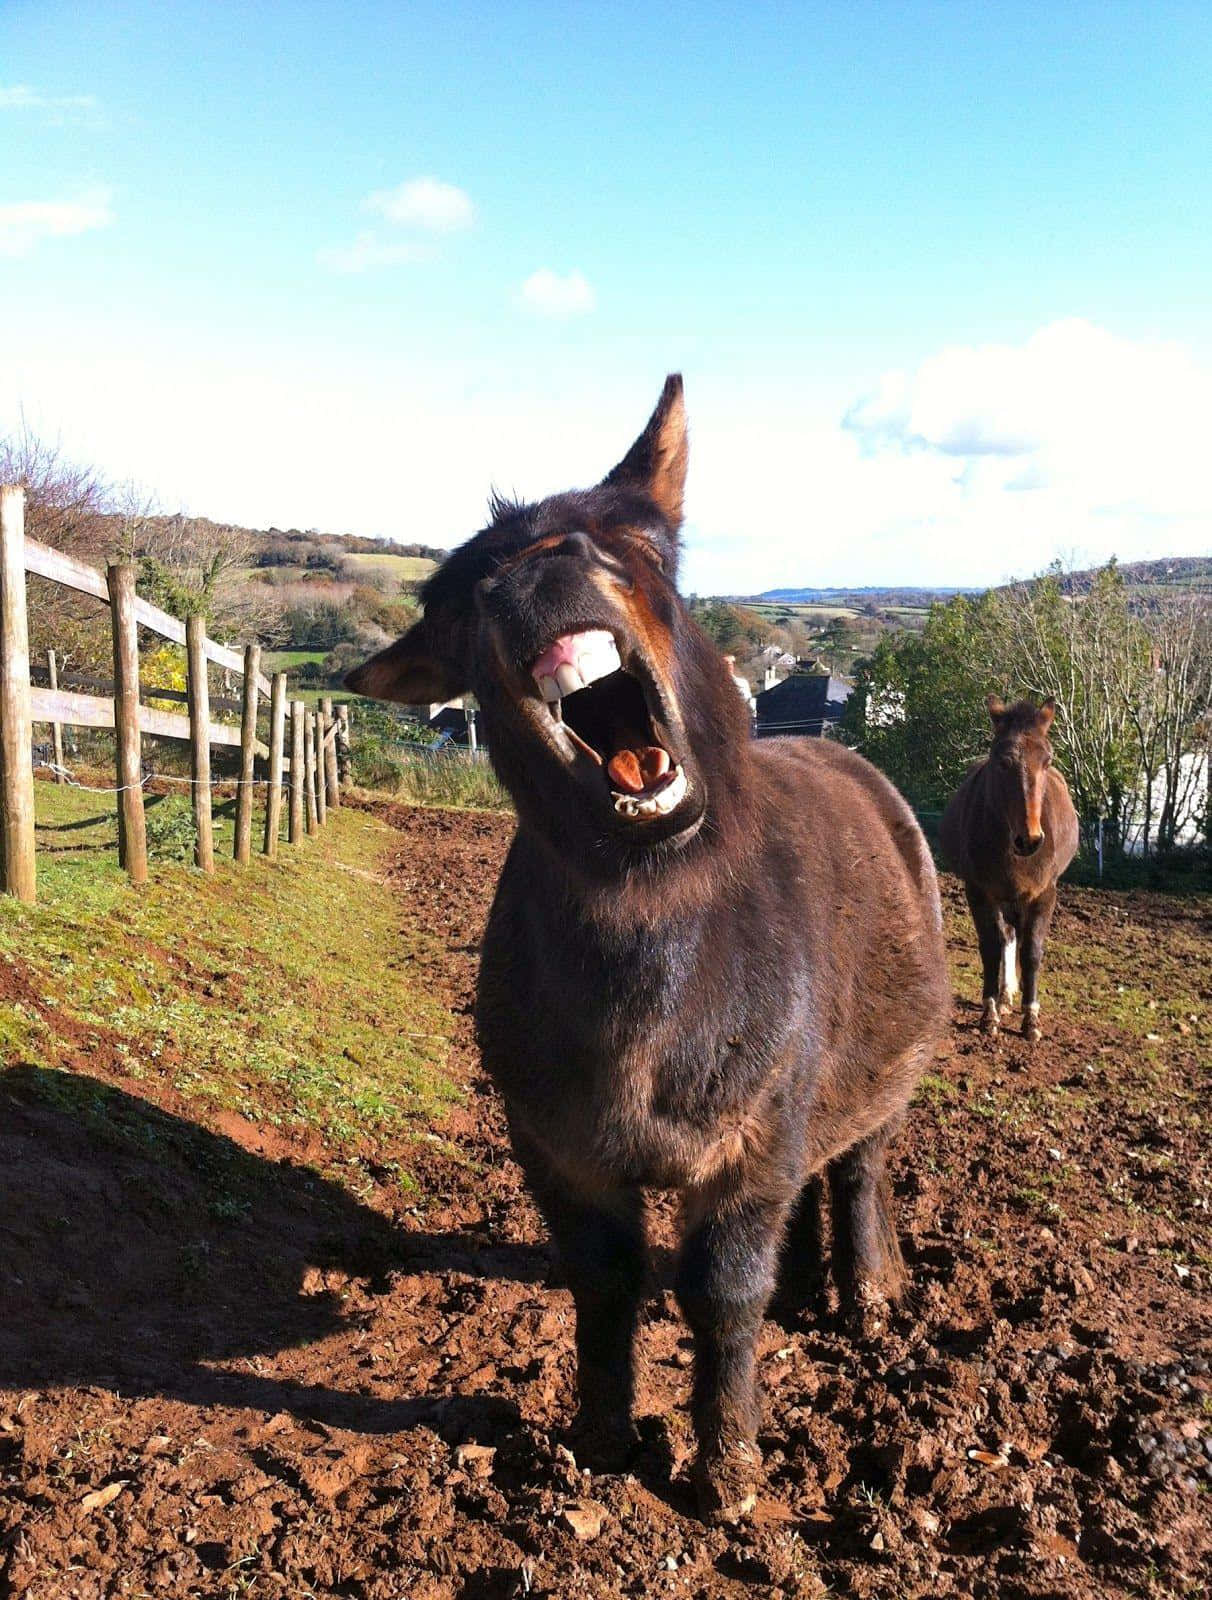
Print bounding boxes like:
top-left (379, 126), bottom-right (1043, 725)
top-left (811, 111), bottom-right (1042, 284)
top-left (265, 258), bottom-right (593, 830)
top-left (349, 376), bottom-right (949, 1521)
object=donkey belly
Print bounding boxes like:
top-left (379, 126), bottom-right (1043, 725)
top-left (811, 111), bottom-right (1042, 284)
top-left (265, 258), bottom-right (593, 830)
top-left (496, 1025), bottom-right (807, 1196)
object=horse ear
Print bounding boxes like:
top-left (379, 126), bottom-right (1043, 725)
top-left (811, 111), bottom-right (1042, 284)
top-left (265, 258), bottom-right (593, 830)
top-left (986, 694), bottom-right (1006, 722)
top-left (603, 373), bottom-right (688, 528)
top-left (1037, 697), bottom-right (1056, 732)
top-left (345, 615), bottom-right (465, 706)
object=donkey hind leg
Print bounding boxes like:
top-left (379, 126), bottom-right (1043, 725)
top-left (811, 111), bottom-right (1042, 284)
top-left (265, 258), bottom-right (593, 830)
top-left (676, 1184), bottom-right (794, 1524)
top-left (1019, 886), bottom-right (1057, 1043)
top-left (828, 1124), bottom-right (908, 1341)
top-left (510, 1127), bottom-right (646, 1466)
top-left (773, 1172), bottom-right (826, 1316)
top-left (966, 884), bottom-right (1009, 1035)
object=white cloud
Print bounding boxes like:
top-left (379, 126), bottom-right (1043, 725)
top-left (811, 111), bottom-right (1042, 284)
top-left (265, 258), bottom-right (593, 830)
top-left (0, 84), bottom-right (102, 124)
top-left (843, 319), bottom-right (1212, 520)
top-left (4, 321), bottom-right (1209, 600)
top-left (364, 176), bottom-right (473, 232)
top-left (519, 268), bottom-right (596, 318)
top-left (0, 187), bottom-right (114, 258)
top-left (316, 232), bottom-right (433, 274)
top-left (321, 175), bottom-right (473, 274)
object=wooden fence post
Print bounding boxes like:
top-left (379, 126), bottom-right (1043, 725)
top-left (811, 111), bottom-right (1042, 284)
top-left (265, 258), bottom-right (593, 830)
top-left (0, 484), bottom-right (36, 902)
top-left (304, 708), bottom-right (319, 834)
top-left (289, 700), bottom-right (305, 843)
top-left (185, 613), bottom-right (213, 873)
top-left (312, 707), bottom-right (326, 826)
top-left (234, 641), bottom-right (261, 863)
top-left (336, 703), bottom-right (351, 785)
top-left (263, 671), bottom-right (286, 857)
top-left (321, 695), bottom-right (339, 810)
top-left (107, 562), bottom-right (148, 887)
top-left (47, 649), bottom-right (66, 782)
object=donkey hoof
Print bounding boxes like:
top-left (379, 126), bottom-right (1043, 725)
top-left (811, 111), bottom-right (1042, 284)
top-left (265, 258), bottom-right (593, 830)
top-left (980, 1002), bottom-right (1000, 1037)
top-left (692, 1441), bottom-right (760, 1525)
top-left (842, 1281), bottom-right (895, 1343)
top-left (1022, 1011), bottom-right (1041, 1043)
top-left (566, 1411), bottom-right (637, 1473)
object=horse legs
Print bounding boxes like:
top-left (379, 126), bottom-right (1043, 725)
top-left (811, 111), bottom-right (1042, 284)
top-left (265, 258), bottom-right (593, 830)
top-left (828, 1122), bottom-right (908, 1340)
top-left (1019, 886), bottom-right (1057, 1042)
top-left (509, 1123), bottom-right (646, 1464)
top-left (997, 907), bottom-right (1022, 1016)
top-left (965, 884), bottom-right (1010, 1034)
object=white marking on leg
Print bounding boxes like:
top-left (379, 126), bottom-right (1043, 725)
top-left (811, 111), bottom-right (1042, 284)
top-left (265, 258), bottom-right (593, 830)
top-left (1001, 934), bottom-right (1019, 1005)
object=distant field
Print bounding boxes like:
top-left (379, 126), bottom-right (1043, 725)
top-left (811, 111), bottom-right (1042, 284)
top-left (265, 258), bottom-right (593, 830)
top-left (749, 602), bottom-right (862, 621)
top-left (344, 553), bottom-right (436, 582)
top-left (263, 649), bottom-right (327, 674)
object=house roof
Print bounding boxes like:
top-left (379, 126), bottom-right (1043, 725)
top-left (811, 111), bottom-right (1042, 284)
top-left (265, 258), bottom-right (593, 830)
top-left (754, 673), bottom-right (851, 734)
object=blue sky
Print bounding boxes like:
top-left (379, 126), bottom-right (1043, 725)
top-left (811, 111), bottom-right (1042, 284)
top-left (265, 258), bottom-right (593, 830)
top-left (3, 1), bottom-right (1210, 591)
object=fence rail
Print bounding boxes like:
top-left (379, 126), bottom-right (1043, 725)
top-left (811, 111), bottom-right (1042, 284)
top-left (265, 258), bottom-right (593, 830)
top-left (0, 484), bottom-right (350, 903)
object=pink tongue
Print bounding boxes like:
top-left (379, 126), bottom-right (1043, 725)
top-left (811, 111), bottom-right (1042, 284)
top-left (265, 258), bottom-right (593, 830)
top-left (607, 746), bottom-right (671, 795)
top-left (531, 633), bottom-right (588, 680)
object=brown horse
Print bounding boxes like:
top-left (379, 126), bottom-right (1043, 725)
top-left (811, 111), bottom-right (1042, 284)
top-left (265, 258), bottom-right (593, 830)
top-left (940, 696), bottom-right (1079, 1041)
top-left (349, 376), bottom-right (948, 1522)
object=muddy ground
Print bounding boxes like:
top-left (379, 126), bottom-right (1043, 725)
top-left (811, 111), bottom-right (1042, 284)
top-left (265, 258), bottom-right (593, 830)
top-left (2, 802), bottom-right (1210, 1598)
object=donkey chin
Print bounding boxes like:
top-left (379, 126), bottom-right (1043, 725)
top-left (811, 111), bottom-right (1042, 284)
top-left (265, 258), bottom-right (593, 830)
top-left (347, 375), bottom-right (950, 1523)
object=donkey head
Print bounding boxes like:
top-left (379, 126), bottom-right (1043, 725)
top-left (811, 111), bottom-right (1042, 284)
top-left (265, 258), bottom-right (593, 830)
top-left (347, 377), bottom-right (751, 874)
top-left (986, 695), bottom-right (1056, 857)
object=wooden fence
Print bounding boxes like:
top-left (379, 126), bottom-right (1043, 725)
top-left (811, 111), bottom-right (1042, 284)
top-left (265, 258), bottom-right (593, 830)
top-left (0, 484), bottom-right (352, 904)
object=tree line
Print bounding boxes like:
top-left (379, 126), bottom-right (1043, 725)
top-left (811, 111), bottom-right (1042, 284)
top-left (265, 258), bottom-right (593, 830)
top-left (841, 562), bottom-right (1212, 860)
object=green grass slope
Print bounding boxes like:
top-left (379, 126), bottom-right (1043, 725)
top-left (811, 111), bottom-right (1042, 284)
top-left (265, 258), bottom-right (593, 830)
top-left (1, 782), bottom-right (460, 1197)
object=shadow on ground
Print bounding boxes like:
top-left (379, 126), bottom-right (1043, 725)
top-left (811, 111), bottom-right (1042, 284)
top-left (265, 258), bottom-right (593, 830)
top-left (0, 1066), bottom-right (544, 1436)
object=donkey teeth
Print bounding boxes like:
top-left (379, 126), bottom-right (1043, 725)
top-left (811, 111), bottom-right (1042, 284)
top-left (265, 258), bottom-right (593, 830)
top-left (612, 765), bottom-right (688, 819)
top-left (531, 633), bottom-right (621, 701)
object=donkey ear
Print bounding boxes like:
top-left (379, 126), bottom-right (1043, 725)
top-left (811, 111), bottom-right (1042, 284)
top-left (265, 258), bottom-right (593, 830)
top-left (345, 615), bottom-right (465, 706)
top-left (986, 694), bottom-right (1006, 722)
top-left (603, 373), bottom-right (688, 527)
top-left (1037, 697), bottom-right (1056, 732)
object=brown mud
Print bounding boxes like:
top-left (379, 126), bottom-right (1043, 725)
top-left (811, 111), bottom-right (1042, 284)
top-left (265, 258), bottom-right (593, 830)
top-left (2, 802), bottom-right (1209, 1598)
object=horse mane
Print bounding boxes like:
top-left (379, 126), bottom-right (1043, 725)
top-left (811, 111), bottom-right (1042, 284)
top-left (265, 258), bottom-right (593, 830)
top-left (995, 699), bottom-right (1047, 735)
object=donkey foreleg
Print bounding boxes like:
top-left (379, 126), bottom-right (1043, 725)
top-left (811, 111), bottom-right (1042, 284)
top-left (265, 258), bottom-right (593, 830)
top-left (677, 1180), bottom-right (792, 1524)
top-left (509, 1122), bottom-right (646, 1465)
top-left (828, 1122), bottom-right (909, 1340)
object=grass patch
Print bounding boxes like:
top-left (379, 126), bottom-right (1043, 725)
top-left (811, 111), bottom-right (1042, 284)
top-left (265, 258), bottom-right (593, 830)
top-left (263, 649), bottom-right (328, 674)
top-left (360, 751), bottom-right (511, 811)
top-left (343, 552), bottom-right (436, 582)
top-left (5, 781), bottom-right (460, 1188)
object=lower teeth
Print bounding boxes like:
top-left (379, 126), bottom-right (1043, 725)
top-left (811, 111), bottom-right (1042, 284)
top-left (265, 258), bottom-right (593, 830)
top-left (612, 766), bottom-right (687, 819)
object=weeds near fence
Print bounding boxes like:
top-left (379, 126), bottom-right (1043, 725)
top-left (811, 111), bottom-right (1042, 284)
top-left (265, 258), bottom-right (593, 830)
top-left (383, 751), bottom-right (511, 811)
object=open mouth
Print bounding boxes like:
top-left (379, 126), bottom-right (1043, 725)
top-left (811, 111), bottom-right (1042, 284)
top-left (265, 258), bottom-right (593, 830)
top-left (529, 630), bottom-right (689, 821)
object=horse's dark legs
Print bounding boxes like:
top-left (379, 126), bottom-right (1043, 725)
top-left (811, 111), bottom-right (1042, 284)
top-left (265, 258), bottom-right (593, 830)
top-left (1019, 885), bottom-right (1057, 1041)
top-left (965, 884), bottom-right (1009, 1034)
top-left (775, 1173), bottom-right (826, 1314)
top-left (509, 1124), bottom-right (645, 1463)
top-left (828, 1123), bottom-right (908, 1338)
top-left (677, 1182), bottom-right (793, 1523)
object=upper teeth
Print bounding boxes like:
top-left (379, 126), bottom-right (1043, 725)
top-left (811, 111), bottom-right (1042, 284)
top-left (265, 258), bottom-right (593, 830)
top-left (533, 630), bottom-right (621, 701)
top-left (612, 765), bottom-right (688, 820)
